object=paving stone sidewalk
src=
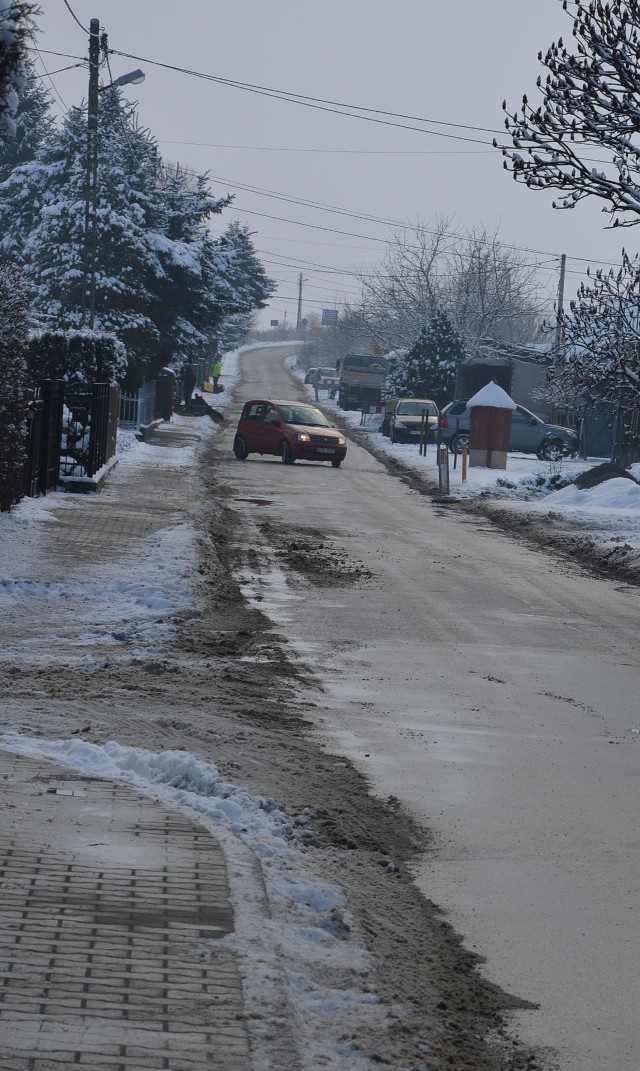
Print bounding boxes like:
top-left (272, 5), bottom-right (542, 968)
top-left (0, 421), bottom-right (253, 1070)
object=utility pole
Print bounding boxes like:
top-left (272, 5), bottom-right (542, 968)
top-left (81, 18), bottom-right (100, 327)
top-left (553, 253), bottom-right (567, 364)
top-left (296, 272), bottom-right (304, 333)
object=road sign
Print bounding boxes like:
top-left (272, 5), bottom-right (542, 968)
top-left (322, 309), bottom-right (338, 325)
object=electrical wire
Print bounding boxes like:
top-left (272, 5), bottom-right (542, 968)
top-left (158, 139), bottom-right (493, 157)
top-left (28, 62), bottom-right (85, 80)
top-left (62, 0), bottom-right (89, 34)
top-left (173, 161), bottom-right (619, 270)
top-left (33, 48), bottom-right (68, 109)
top-left (26, 47), bottom-right (87, 61)
top-left (109, 48), bottom-right (505, 148)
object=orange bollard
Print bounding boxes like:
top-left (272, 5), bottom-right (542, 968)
top-left (461, 443), bottom-right (468, 482)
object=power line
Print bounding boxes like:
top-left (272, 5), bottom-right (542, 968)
top-left (33, 48), bottom-right (68, 109)
top-left (28, 61), bottom-right (85, 80)
top-left (110, 47), bottom-right (504, 148)
top-left (62, 0), bottom-right (89, 34)
top-left (26, 46), bottom-right (86, 61)
top-left (226, 189), bottom-right (618, 270)
top-left (158, 139), bottom-right (493, 157)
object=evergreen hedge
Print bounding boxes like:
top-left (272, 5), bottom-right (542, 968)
top-left (0, 259), bottom-right (28, 511)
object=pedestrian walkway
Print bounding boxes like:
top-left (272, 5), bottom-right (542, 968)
top-left (0, 419), bottom-right (253, 1070)
top-left (0, 749), bottom-right (252, 1071)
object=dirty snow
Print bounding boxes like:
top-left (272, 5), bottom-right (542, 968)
top-left (290, 359), bottom-right (640, 554)
top-left (1, 733), bottom-right (390, 1071)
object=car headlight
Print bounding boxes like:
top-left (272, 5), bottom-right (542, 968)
top-left (394, 421), bottom-right (407, 429)
top-left (337, 436), bottom-right (346, 446)
top-left (297, 432), bottom-right (310, 442)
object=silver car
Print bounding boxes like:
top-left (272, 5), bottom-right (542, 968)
top-left (439, 400), bottom-right (579, 461)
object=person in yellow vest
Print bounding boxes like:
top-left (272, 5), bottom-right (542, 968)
top-left (212, 358), bottom-right (223, 390)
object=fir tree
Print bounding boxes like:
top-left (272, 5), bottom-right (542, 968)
top-left (387, 310), bottom-right (464, 405)
top-left (0, 59), bottom-right (52, 182)
top-left (150, 165), bottom-right (231, 372)
top-left (0, 88), bottom-right (275, 383)
top-left (215, 221), bottom-right (276, 320)
top-left (0, 2), bottom-right (38, 138)
top-left (1, 92), bottom-right (164, 382)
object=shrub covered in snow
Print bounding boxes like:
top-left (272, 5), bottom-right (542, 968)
top-left (28, 328), bottom-right (127, 386)
top-left (0, 257), bottom-right (28, 511)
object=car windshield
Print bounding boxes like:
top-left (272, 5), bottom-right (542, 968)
top-left (278, 405), bottom-right (331, 427)
top-left (397, 400), bottom-right (437, 416)
top-left (319, 368), bottom-right (336, 376)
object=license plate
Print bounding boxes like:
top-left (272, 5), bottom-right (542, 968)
top-left (317, 447), bottom-right (336, 454)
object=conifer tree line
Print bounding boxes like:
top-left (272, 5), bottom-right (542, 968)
top-left (0, 61), bottom-right (276, 387)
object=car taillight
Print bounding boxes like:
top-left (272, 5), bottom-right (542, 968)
top-left (439, 413), bottom-right (448, 429)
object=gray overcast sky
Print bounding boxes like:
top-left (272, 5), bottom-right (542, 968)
top-left (35, 0), bottom-right (632, 327)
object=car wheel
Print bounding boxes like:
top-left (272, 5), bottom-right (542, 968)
top-left (331, 459), bottom-right (342, 468)
top-left (233, 435), bottom-right (248, 460)
top-left (450, 431), bottom-right (470, 453)
top-left (538, 438), bottom-right (566, 461)
top-left (280, 440), bottom-right (294, 465)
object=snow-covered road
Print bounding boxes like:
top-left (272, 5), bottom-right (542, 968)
top-left (218, 344), bottom-right (640, 1071)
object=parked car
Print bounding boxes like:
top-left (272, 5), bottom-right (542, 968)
top-left (438, 399), bottom-right (580, 460)
top-left (388, 397), bottom-right (439, 444)
top-left (233, 399), bottom-right (347, 467)
top-left (317, 367), bottom-right (340, 389)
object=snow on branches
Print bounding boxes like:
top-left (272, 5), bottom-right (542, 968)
top-left (550, 250), bottom-right (640, 406)
top-left (0, 2), bottom-right (37, 138)
top-left (387, 311), bottom-right (464, 405)
top-left (499, 1), bottom-right (640, 225)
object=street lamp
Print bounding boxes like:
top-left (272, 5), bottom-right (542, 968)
top-left (81, 16), bottom-right (145, 327)
top-left (98, 68), bottom-right (145, 92)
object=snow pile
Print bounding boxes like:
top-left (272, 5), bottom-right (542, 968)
top-left (1, 733), bottom-right (391, 1071)
top-left (536, 475), bottom-right (640, 517)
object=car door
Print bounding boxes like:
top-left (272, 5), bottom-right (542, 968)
top-left (241, 401), bottom-right (268, 452)
top-left (260, 404), bottom-right (282, 456)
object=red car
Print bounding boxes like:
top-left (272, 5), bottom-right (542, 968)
top-left (233, 399), bottom-right (347, 467)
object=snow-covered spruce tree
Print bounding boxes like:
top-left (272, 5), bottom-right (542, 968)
top-left (0, 1), bottom-right (38, 139)
top-left (217, 312), bottom-right (253, 354)
top-left (0, 58), bottom-right (52, 183)
top-left (387, 311), bottom-right (464, 405)
top-left (0, 92), bottom-right (164, 383)
top-left (499, 0), bottom-right (640, 227)
top-left (0, 258), bottom-right (28, 511)
top-left (150, 163), bottom-right (231, 373)
top-left (210, 221), bottom-right (276, 351)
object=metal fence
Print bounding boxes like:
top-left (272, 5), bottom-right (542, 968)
top-left (578, 401), bottom-right (640, 463)
top-left (118, 380), bottom-right (158, 430)
top-left (62, 383), bottom-right (118, 479)
top-left (23, 380), bottom-right (64, 497)
top-left (87, 383), bottom-right (118, 477)
top-left (119, 375), bottom-right (174, 429)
